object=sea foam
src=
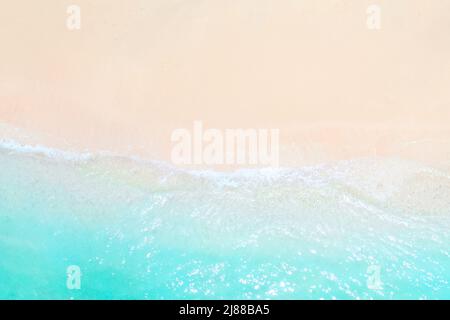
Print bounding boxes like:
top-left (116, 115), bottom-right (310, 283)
top-left (0, 137), bottom-right (449, 299)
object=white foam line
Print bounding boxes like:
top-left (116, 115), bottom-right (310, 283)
top-left (0, 139), bottom-right (93, 162)
top-left (0, 138), bottom-right (302, 182)
top-left (2, 137), bottom-right (439, 183)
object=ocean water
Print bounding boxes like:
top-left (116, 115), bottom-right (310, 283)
top-left (0, 140), bottom-right (449, 300)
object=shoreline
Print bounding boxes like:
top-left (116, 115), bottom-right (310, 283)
top-left (1, 121), bottom-right (449, 173)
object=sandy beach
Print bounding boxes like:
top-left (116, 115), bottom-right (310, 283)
top-left (1, 0), bottom-right (449, 167)
top-left (1, 1), bottom-right (450, 300)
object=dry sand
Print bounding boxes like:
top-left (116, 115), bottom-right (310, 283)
top-left (1, 0), bottom-right (449, 167)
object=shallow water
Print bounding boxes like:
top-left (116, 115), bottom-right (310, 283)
top-left (0, 141), bottom-right (449, 299)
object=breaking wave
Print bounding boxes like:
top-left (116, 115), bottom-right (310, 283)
top-left (0, 139), bottom-right (449, 299)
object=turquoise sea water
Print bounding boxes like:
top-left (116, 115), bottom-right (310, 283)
top-left (0, 141), bottom-right (449, 299)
